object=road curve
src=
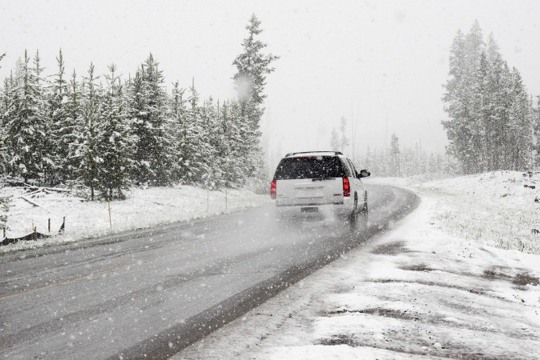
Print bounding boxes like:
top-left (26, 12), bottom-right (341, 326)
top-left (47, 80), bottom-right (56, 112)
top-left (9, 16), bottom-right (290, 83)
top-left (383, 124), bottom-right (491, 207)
top-left (0, 184), bottom-right (418, 359)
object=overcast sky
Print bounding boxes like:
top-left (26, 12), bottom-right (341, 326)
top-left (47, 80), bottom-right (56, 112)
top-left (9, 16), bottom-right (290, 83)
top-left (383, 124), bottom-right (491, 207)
top-left (1, 0), bottom-right (540, 166)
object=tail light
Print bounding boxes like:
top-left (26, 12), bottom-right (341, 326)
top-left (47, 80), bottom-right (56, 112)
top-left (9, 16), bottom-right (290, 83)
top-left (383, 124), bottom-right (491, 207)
top-left (342, 177), bottom-right (350, 197)
top-left (270, 179), bottom-right (277, 199)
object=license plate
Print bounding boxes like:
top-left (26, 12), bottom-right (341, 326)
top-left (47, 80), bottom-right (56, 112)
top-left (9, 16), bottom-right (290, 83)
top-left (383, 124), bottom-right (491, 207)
top-left (301, 207), bottom-right (318, 213)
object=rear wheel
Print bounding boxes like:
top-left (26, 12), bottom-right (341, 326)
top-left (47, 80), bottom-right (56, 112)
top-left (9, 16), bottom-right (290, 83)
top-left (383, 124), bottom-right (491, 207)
top-left (360, 191), bottom-right (368, 213)
top-left (348, 193), bottom-right (359, 224)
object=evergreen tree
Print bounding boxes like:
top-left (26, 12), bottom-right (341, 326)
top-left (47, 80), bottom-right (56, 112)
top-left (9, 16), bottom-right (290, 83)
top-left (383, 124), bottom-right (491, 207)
top-left (222, 100), bottom-right (247, 187)
top-left (169, 81), bottom-right (187, 182)
top-left (181, 83), bottom-right (211, 185)
top-left (200, 97), bottom-right (223, 189)
top-left (97, 65), bottom-right (134, 199)
top-left (217, 100), bottom-right (236, 188)
top-left (508, 69), bottom-right (533, 170)
top-left (4, 50), bottom-right (48, 183)
top-left (47, 49), bottom-right (71, 184)
top-left (232, 14), bottom-right (278, 181)
top-left (73, 63), bottom-right (102, 200)
top-left (64, 70), bottom-right (83, 181)
top-left (129, 54), bottom-right (175, 185)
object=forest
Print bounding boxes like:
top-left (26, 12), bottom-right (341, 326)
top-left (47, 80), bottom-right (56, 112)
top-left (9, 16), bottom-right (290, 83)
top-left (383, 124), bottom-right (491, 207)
top-left (0, 15), bottom-right (277, 200)
top-left (442, 21), bottom-right (539, 174)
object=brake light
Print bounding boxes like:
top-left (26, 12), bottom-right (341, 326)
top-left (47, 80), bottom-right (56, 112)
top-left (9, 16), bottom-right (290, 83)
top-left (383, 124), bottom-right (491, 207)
top-left (343, 177), bottom-right (350, 197)
top-left (270, 179), bottom-right (277, 199)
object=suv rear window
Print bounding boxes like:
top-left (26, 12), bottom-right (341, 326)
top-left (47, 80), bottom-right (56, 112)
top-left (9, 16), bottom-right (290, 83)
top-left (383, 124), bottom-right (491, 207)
top-left (274, 156), bottom-right (345, 180)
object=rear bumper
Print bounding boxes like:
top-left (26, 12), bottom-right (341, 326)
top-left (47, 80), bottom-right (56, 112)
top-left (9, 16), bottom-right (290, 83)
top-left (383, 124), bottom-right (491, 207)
top-left (275, 197), bottom-right (354, 217)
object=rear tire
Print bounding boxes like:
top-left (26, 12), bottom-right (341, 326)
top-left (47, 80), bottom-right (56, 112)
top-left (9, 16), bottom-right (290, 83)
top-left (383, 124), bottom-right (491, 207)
top-left (348, 193), bottom-right (359, 224)
top-left (360, 191), bottom-right (368, 213)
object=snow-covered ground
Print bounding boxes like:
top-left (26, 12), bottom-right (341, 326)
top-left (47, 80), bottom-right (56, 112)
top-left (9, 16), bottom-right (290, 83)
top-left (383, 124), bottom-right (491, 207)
top-left (0, 185), bottom-right (268, 253)
top-left (176, 171), bottom-right (540, 359)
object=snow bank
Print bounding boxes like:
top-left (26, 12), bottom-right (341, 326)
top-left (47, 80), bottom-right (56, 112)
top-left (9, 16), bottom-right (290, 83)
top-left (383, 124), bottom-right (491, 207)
top-left (0, 185), bottom-right (269, 253)
top-left (417, 171), bottom-right (540, 254)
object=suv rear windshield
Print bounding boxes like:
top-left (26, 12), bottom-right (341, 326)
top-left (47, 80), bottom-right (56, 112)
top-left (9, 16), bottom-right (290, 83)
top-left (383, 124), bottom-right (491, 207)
top-left (274, 156), bottom-right (345, 180)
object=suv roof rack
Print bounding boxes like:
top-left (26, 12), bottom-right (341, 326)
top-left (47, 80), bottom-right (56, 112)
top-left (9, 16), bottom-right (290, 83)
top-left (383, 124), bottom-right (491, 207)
top-left (285, 151), bottom-right (343, 157)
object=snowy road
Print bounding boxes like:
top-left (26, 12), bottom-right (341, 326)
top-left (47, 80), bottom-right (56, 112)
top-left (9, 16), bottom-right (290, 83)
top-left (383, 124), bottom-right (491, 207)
top-left (0, 184), bottom-right (417, 359)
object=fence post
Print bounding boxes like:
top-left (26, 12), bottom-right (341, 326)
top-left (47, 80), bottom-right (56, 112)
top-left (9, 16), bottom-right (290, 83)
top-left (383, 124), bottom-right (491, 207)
top-left (108, 198), bottom-right (112, 229)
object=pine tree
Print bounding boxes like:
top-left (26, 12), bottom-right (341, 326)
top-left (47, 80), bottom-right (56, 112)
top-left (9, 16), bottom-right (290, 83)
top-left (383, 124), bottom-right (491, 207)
top-left (200, 97), bottom-right (222, 189)
top-left (508, 69), bottom-right (533, 170)
top-left (47, 49), bottom-right (71, 184)
top-left (129, 54), bottom-right (175, 185)
top-left (169, 81), bottom-right (187, 182)
top-left (442, 30), bottom-right (472, 173)
top-left (98, 65), bottom-right (134, 199)
top-left (232, 14), bottom-right (278, 182)
top-left (216, 100), bottom-right (235, 188)
top-left (73, 63), bottom-right (103, 200)
top-left (222, 100), bottom-right (247, 187)
top-left (4, 50), bottom-right (48, 183)
top-left (64, 70), bottom-right (83, 181)
top-left (181, 83), bottom-right (211, 185)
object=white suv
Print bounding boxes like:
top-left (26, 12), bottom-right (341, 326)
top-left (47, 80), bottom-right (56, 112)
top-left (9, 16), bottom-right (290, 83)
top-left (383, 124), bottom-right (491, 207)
top-left (270, 151), bottom-right (370, 220)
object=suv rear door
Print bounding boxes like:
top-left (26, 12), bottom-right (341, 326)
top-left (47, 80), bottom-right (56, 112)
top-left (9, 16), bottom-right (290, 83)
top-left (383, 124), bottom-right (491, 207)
top-left (273, 156), bottom-right (345, 206)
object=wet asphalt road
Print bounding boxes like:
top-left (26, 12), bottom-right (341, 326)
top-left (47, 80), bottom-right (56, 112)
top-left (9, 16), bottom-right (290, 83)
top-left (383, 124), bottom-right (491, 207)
top-left (0, 184), bottom-right (418, 359)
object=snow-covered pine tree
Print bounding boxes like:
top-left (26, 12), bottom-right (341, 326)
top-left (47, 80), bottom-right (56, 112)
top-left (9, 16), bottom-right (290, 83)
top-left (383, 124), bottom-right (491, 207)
top-left (169, 81), bottom-right (187, 182)
top-left (443, 23), bottom-right (485, 174)
top-left (221, 100), bottom-right (246, 187)
top-left (47, 49), bottom-right (72, 184)
top-left (4, 50), bottom-right (48, 183)
top-left (469, 50), bottom-right (491, 172)
top-left (129, 54), bottom-right (175, 186)
top-left (98, 65), bottom-right (134, 199)
top-left (508, 69), bottom-right (533, 170)
top-left (33, 51), bottom-right (57, 185)
top-left (64, 70), bottom-right (83, 181)
top-left (232, 14), bottom-right (278, 183)
top-left (127, 69), bottom-right (148, 183)
top-left (216, 100), bottom-right (235, 188)
top-left (181, 82), bottom-right (212, 185)
top-left (73, 63), bottom-right (103, 200)
top-left (485, 36), bottom-right (512, 170)
top-left (200, 97), bottom-right (223, 189)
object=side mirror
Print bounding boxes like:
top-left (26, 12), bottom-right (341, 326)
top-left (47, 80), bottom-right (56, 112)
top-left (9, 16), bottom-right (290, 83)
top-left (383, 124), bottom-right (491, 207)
top-left (358, 169), bottom-right (370, 178)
